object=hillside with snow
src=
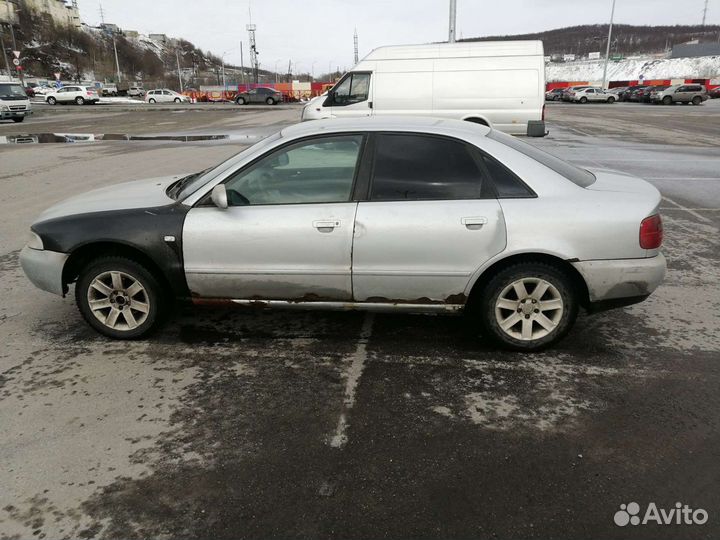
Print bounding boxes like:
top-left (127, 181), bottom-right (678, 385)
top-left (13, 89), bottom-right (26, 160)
top-left (547, 55), bottom-right (720, 82)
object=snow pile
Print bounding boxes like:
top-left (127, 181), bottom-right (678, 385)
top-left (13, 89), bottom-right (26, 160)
top-left (547, 55), bottom-right (720, 81)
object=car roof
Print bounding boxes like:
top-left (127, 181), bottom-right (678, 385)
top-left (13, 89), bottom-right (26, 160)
top-left (280, 116), bottom-right (491, 139)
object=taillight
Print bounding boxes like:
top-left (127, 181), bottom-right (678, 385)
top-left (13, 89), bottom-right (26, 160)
top-left (640, 214), bottom-right (663, 249)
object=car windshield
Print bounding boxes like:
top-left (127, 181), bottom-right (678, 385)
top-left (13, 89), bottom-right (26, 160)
top-left (0, 84), bottom-right (27, 99)
top-left (174, 132), bottom-right (283, 200)
top-left (488, 130), bottom-right (596, 188)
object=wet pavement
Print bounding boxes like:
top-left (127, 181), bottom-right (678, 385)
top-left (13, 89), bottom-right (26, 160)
top-left (0, 106), bottom-right (719, 540)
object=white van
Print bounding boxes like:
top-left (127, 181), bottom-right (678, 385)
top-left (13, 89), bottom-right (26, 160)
top-left (0, 81), bottom-right (33, 123)
top-left (302, 41), bottom-right (546, 136)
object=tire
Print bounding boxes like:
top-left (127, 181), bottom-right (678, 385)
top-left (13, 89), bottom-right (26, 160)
top-left (148, 98), bottom-right (156, 104)
top-left (266, 97), bottom-right (275, 105)
top-left (12, 117), bottom-right (24, 123)
top-left (75, 96), bottom-right (85, 105)
top-left (579, 96), bottom-right (588, 104)
top-left (473, 262), bottom-right (578, 351)
top-left (47, 97), bottom-right (57, 105)
top-left (662, 96), bottom-right (672, 105)
top-left (75, 257), bottom-right (165, 339)
top-left (607, 96), bottom-right (615, 103)
top-left (236, 97), bottom-right (246, 105)
top-left (691, 96), bottom-right (702, 105)
top-left (174, 97), bottom-right (181, 103)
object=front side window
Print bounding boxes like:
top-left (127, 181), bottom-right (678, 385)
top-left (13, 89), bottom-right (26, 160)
top-left (331, 73), bottom-right (370, 106)
top-left (223, 135), bottom-right (364, 206)
top-left (370, 134), bottom-right (486, 201)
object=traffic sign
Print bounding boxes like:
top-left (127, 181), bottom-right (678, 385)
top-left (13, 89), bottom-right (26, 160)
top-left (12, 58), bottom-right (20, 66)
top-left (12, 50), bottom-right (20, 59)
top-left (54, 72), bottom-right (61, 80)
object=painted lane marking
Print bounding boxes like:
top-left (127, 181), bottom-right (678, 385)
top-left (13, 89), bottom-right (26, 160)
top-left (328, 313), bottom-right (374, 449)
top-left (662, 196), bottom-right (712, 223)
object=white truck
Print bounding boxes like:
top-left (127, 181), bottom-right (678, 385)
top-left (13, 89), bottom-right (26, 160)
top-left (0, 81), bottom-right (33, 123)
top-left (302, 41), bottom-right (546, 136)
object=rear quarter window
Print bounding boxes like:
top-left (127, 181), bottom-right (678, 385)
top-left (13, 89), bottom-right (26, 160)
top-left (487, 130), bottom-right (596, 188)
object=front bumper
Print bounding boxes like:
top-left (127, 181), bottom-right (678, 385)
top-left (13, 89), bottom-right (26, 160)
top-left (19, 247), bottom-right (69, 296)
top-left (572, 253), bottom-right (667, 304)
top-left (1, 109), bottom-right (33, 119)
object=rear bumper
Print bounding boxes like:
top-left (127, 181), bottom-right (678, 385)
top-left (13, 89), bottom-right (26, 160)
top-left (572, 253), bottom-right (667, 304)
top-left (19, 247), bottom-right (68, 296)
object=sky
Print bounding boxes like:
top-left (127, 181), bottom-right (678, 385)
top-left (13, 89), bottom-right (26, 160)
top-left (82, 0), bottom-right (720, 74)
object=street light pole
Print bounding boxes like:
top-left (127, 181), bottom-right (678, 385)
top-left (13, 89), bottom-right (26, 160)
top-left (448, 0), bottom-right (457, 43)
top-left (112, 35), bottom-right (121, 82)
top-left (175, 49), bottom-right (183, 92)
top-left (601, 0), bottom-right (616, 89)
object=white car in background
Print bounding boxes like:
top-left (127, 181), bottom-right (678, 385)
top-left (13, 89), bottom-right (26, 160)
top-left (45, 86), bottom-right (99, 105)
top-left (145, 89), bottom-right (189, 104)
top-left (568, 87), bottom-right (616, 104)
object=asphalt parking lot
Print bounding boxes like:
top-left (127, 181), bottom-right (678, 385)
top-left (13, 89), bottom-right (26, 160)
top-left (1, 102), bottom-right (719, 540)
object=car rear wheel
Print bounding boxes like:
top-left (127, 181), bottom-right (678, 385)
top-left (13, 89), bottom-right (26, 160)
top-left (579, 96), bottom-right (588, 104)
top-left (662, 96), bottom-right (672, 105)
top-left (474, 262), bottom-right (578, 351)
top-left (47, 97), bottom-right (57, 105)
top-left (76, 257), bottom-right (164, 339)
top-left (148, 98), bottom-right (156, 104)
top-left (75, 96), bottom-right (85, 105)
top-left (607, 96), bottom-right (615, 103)
top-left (691, 96), bottom-right (702, 105)
top-left (236, 97), bottom-right (246, 105)
top-left (266, 97), bottom-right (276, 105)
top-left (174, 97), bottom-right (181, 103)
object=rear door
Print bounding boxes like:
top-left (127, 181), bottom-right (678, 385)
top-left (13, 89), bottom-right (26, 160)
top-left (351, 133), bottom-right (506, 304)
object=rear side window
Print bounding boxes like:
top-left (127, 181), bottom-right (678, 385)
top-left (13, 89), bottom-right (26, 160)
top-left (481, 154), bottom-right (535, 198)
top-left (487, 130), bottom-right (596, 188)
top-left (370, 134), bottom-right (488, 201)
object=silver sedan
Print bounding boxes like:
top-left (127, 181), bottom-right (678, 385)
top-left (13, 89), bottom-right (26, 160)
top-left (20, 117), bottom-right (665, 350)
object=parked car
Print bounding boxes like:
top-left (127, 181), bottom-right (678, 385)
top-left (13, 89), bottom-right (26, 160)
top-left (145, 89), bottom-right (189, 104)
top-left (568, 87), bottom-right (616, 104)
top-left (561, 86), bottom-right (590, 102)
top-left (708, 87), bottom-right (720, 99)
top-left (45, 85), bottom-right (99, 105)
top-left (545, 88), bottom-right (564, 101)
top-left (646, 85), bottom-right (670, 103)
top-left (24, 85), bottom-right (35, 98)
top-left (651, 84), bottom-right (708, 105)
top-left (33, 84), bottom-right (58, 96)
top-left (235, 87), bottom-right (283, 105)
top-left (301, 41), bottom-right (547, 136)
top-left (19, 117), bottom-right (666, 351)
top-left (101, 83), bottom-right (119, 96)
top-left (607, 86), bottom-right (630, 101)
top-left (127, 86), bottom-right (145, 97)
top-left (0, 82), bottom-right (33, 123)
top-left (626, 86), bottom-right (650, 102)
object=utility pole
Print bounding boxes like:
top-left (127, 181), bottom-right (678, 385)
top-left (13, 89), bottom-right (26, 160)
top-left (448, 0), bottom-right (457, 43)
top-left (247, 4), bottom-right (259, 84)
top-left (353, 28), bottom-right (358, 64)
top-left (112, 35), bottom-right (121, 82)
top-left (601, 0), bottom-right (616, 90)
top-left (240, 41), bottom-right (245, 85)
top-left (175, 49), bottom-right (183, 92)
top-left (1, 34), bottom-right (11, 77)
top-left (702, 0), bottom-right (709, 25)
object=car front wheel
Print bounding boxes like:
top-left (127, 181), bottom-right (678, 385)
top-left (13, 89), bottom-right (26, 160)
top-left (75, 96), bottom-right (85, 105)
top-left (236, 97), bottom-right (246, 105)
top-left (662, 96), bottom-right (673, 105)
top-left (607, 96), bottom-right (615, 103)
top-left (148, 98), bottom-right (156, 104)
top-left (475, 262), bottom-right (578, 351)
top-left (76, 257), bottom-right (164, 339)
top-left (691, 96), bottom-right (702, 105)
top-left (579, 96), bottom-right (588, 104)
top-left (266, 97), bottom-right (276, 105)
top-left (47, 97), bottom-right (57, 105)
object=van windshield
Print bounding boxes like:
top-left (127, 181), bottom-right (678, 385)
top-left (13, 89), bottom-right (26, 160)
top-left (0, 84), bottom-right (27, 100)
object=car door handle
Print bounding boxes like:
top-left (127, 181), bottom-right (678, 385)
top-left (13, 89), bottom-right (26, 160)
top-left (313, 220), bottom-right (341, 231)
top-left (461, 216), bottom-right (488, 230)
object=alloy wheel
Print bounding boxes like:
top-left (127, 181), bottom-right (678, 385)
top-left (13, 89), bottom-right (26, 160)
top-left (494, 277), bottom-right (564, 341)
top-left (87, 271), bottom-right (150, 331)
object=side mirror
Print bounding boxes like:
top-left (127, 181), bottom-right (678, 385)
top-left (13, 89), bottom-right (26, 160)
top-left (211, 184), bottom-right (228, 209)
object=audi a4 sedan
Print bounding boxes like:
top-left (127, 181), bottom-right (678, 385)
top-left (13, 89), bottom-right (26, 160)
top-left (20, 117), bottom-right (666, 350)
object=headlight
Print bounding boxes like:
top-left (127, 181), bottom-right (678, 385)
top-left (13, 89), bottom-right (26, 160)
top-left (0, 105), bottom-right (9, 112)
top-left (27, 231), bottom-right (44, 250)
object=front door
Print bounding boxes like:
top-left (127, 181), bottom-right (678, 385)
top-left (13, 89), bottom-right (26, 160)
top-left (352, 133), bottom-right (506, 304)
top-left (183, 134), bottom-right (366, 300)
top-left (326, 72), bottom-right (373, 118)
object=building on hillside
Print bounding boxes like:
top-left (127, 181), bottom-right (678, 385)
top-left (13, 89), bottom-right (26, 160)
top-left (123, 29), bottom-right (139, 39)
top-left (671, 42), bottom-right (720, 58)
top-left (0, 0), bottom-right (19, 25)
top-left (149, 33), bottom-right (168, 44)
top-left (21, 0), bottom-right (81, 28)
top-left (100, 22), bottom-right (120, 34)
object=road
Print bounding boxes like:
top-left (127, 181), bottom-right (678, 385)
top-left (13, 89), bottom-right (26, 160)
top-left (0, 104), bottom-right (718, 540)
